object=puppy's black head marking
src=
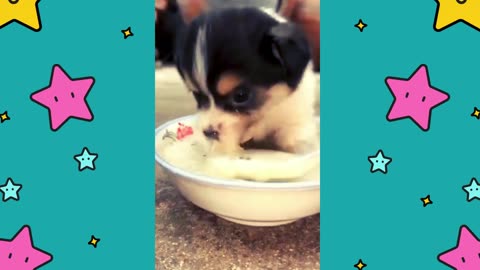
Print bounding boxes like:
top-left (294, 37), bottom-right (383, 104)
top-left (175, 7), bottom-right (311, 112)
top-left (261, 22), bottom-right (311, 88)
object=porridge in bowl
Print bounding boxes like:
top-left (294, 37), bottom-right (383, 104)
top-left (155, 116), bottom-right (319, 182)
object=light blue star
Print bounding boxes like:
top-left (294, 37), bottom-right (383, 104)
top-left (0, 178), bottom-right (22, 201)
top-left (74, 147), bottom-right (98, 171)
top-left (368, 150), bottom-right (392, 174)
top-left (463, 178), bottom-right (480, 202)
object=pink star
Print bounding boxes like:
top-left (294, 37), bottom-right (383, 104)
top-left (0, 225), bottom-right (52, 270)
top-left (438, 225), bottom-right (480, 270)
top-left (31, 64), bottom-right (95, 131)
top-left (385, 64), bottom-right (449, 131)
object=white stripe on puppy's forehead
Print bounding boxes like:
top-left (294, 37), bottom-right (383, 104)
top-left (259, 7), bottom-right (287, 23)
top-left (183, 77), bottom-right (196, 92)
top-left (193, 25), bottom-right (209, 96)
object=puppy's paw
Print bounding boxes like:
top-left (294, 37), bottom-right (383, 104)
top-left (241, 121), bottom-right (270, 145)
top-left (274, 124), bottom-right (319, 154)
top-left (279, 139), bottom-right (317, 154)
top-left (240, 132), bottom-right (253, 145)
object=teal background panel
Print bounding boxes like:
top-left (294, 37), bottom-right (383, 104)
top-left (321, 0), bottom-right (480, 269)
top-left (0, 0), bottom-right (154, 269)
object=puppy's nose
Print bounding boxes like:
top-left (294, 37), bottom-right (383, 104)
top-left (203, 127), bottom-right (219, 140)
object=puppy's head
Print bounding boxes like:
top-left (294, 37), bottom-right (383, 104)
top-left (175, 7), bottom-right (311, 153)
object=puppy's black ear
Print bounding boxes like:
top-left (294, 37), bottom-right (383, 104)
top-left (261, 23), bottom-right (311, 88)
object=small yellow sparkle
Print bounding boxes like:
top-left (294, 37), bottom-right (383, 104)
top-left (121, 27), bottom-right (134, 39)
top-left (0, 111), bottom-right (10, 123)
top-left (471, 107), bottom-right (480, 119)
top-left (354, 19), bottom-right (367, 32)
top-left (88, 235), bottom-right (100, 248)
top-left (421, 195), bottom-right (433, 207)
top-left (354, 259), bottom-right (367, 269)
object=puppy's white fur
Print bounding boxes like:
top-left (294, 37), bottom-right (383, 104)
top-left (196, 66), bottom-right (318, 154)
top-left (259, 7), bottom-right (287, 23)
top-left (193, 26), bottom-right (209, 95)
top-left (240, 66), bottom-right (318, 153)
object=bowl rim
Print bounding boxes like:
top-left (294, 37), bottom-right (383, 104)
top-left (155, 115), bottom-right (320, 190)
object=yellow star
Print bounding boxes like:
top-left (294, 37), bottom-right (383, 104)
top-left (421, 195), bottom-right (433, 207)
top-left (434, 0), bottom-right (480, 31)
top-left (121, 26), bottom-right (134, 39)
top-left (88, 235), bottom-right (100, 248)
top-left (0, 0), bottom-right (42, 31)
top-left (471, 107), bottom-right (480, 119)
top-left (354, 19), bottom-right (367, 32)
top-left (0, 111), bottom-right (10, 123)
top-left (354, 259), bottom-right (367, 270)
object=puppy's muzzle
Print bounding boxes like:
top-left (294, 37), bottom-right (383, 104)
top-left (203, 126), bottom-right (220, 140)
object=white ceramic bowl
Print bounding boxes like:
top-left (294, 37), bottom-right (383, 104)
top-left (155, 115), bottom-right (320, 227)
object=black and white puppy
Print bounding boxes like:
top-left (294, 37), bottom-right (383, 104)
top-left (175, 7), bottom-right (318, 154)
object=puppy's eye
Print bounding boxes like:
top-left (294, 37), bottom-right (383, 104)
top-left (232, 88), bottom-right (251, 106)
